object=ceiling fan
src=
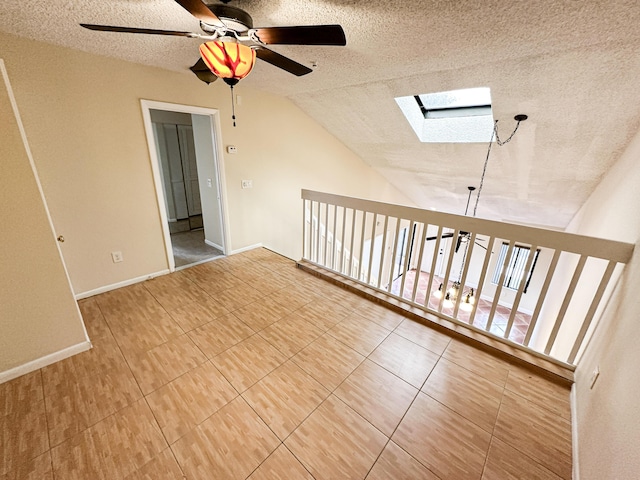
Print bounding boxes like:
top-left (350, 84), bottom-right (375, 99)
top-left (80, 0), bottom-right (347, 84)
top-left (426, 231), bottom-right (487, 253)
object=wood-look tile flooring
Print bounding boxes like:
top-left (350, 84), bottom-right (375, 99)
top-left (0, 248), bottom-right (572, 480)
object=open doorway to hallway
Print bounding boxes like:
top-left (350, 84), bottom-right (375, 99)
top-left (142, 101), bottom-right (228, 271)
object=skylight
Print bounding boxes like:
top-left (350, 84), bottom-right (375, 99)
top-left (395, 87), bottom-right (494, 143)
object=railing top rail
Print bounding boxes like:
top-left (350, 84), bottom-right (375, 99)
top-left (302, 189), bottom-right (635, 264)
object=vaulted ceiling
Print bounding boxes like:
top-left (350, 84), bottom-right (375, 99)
top-left (2, 0), bottom-right (640, 229)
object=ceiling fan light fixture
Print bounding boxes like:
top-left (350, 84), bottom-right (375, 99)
top-left (199, 40), bottom-right (256, 85)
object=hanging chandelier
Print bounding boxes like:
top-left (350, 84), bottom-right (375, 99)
top-left (434, 114), bottom-right (528, 311)
top-left (434, 187), bottom-right (476, 310)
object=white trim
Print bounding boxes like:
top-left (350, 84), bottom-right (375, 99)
top-left (74, 269), bottom-right (170, 300)
top-left (140, 100), bottom-right (230, 273)
top-left (571, 384), bottom-right (580, 479)
top-left (0, 341), bottom-right (91, 384)
top-left (230, 243), bottom-right (263, 255)
top-left (141, 102), bottom-right (176, 272)
top-left (204, 239), bottom-right (224, 251)
top-left (0, 60), bottom-right (89, 342)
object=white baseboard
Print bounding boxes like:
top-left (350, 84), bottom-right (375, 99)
top-left (571, 384), bottom-right (580, 479)
top-left (204, 239), bottom-right (224, 251)
top-left (0, 340), bottom-right (92, 384)
top-left (230, 243), bottom-right (262, 255)
top-left (74, 245), bottom-right (262, 300)
top-left (74, 269), bottom-right (171, 300)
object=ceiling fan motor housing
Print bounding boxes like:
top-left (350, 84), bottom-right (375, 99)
top-left (202, 3), bottom-right (253, 32)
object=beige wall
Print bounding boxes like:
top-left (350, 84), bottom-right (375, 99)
top-left (0, 31), bottom-right (412, 295)
top-left (0, 61), bottom-right (88, 376)
top-left (566, 128), bottom-right (640, 478)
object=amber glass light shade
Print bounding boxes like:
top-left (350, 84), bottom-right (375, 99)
top-left (199, 41), bottom-right (256, 86)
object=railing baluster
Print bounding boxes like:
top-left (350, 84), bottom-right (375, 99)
top-left (331, 204), bottom-right (338, 270)
top-left (545, 254), bottom-right (588, 355)
top-left (338, 207), bottom-right (347, 273)
top-left (399, 220), bottom-right (415, 300)
top-left (377, 215), bottom-right (389, 289)
top-left (322, 202), bottom-right (330, 267)
top-left (309, 201), bottom-right (318, 262)
top-left (504, 243), bottom-right (538, 339)
top-left (568, 260), bottom-right (617, 363)
top-left (453, 233), bottom-right (476, 318)
top-left (348, 209), bottom-right (357, 276)
top-left (387, 217), bottom-right (402, 293)
top-left (524, 249), bottom-right (561, 346)
top-left (411, 223), bottom-right (427, 303)
top-left (366, 213), bottom-right (378, 285)
top-left (357, 211), bottom-right (368, 281)
top-left (314, 201), bottom-right (321, 263)
top-left (302, 199), bottom-right (308, 260)
top-left (438, 229), bottom-right (460, 314)
top-left (486, 241), bottom-right (515, 332)
top-left (468, 235), bottom-right (495, 326)
top-left (424, 225), bottom-right (444, 309)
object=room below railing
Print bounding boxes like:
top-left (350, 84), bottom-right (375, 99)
top-left (301, 189), bottom-right (634, 368)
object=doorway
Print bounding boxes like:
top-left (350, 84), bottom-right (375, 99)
top-left (141, 101), bottom-right (229, 271)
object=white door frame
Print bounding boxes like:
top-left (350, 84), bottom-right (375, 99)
top-left (140, 99), bottom-right (230, 272)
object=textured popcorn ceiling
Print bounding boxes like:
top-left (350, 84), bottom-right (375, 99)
top-left (2, 0), bottom-right (640, 229)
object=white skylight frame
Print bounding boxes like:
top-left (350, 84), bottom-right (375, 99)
top-left (395, 87), bottom-right (495, 143)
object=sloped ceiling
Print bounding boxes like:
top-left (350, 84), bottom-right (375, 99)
top-left (2, 0), bottom-right (639, 229)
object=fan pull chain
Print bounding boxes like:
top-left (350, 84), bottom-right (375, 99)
top-left (230, 85), bottom-right (237, 127)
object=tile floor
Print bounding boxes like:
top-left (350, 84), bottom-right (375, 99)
top-left (0, 248), bottom-right (572, 480)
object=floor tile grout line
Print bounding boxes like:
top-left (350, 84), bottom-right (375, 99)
top-left (44, 299), bottom-right (147, 450)
top-left (479, 385), bottom-right (509, 479)
top-left (488, 406), bottom-right (560, 478)
top-left (237, 378), bottom-right (298, 476)
top-left (38, 368), bottom-right (55, 477)
top-left (490, 387), bottom-right (572, 479)
top-left (365, 351), bottom-right (445, 478)
top-left (505, 386), bottom-right (572, 419)
top-left (138, 394), bottom-right (184, 477)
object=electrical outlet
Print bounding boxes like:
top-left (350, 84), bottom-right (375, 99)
top-left (590, 366), bottom-right (600, 389)
top-left (111, 251), bottom-right (123, 263)
top-left (241, 180), bottom-right (253, 189)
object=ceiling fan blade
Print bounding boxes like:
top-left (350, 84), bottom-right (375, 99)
top-left (190, 58), bottom-right (218, 84)
top-left (251, 25), bottom-right (346, 45)
top-left (174, 0), bottom-right (225, 27)
top-left (425, 232), bottom-right (454, 241)
top-left (474, 241), bottom-right (488, 250)
top-left (255, 47), bottom-right (312, 76)
top-left (455, 235), bottom-right (463, 253)
top-left (80, 24), bottom-right (199, 37)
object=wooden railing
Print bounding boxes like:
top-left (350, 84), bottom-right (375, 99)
top-left (301, 190), bottom-right (634, 367)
